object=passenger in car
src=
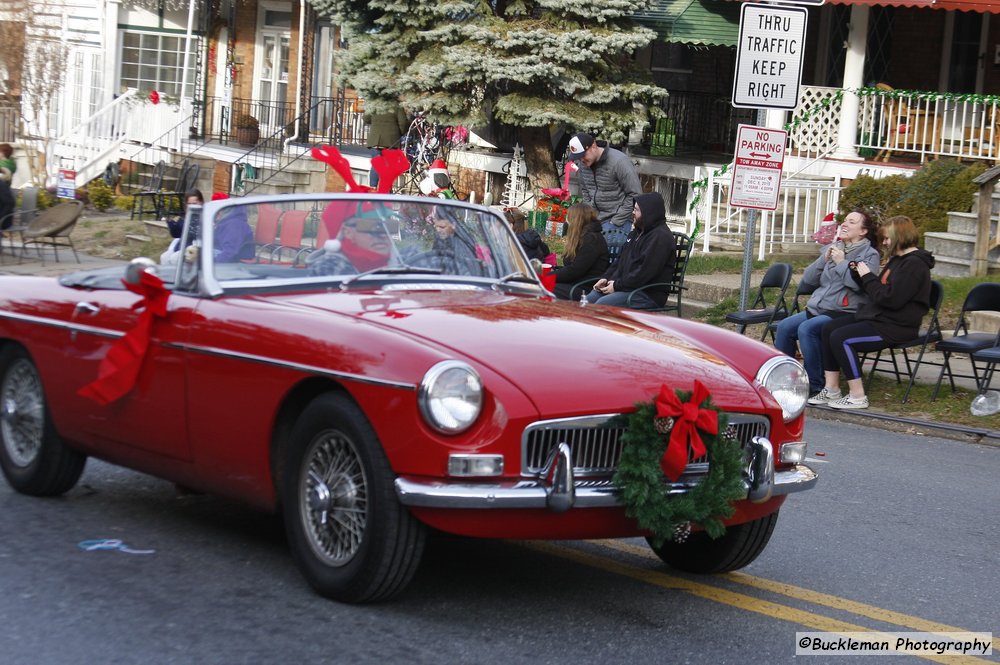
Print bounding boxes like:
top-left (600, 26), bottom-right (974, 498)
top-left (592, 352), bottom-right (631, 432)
top-left (213, 197), bottom-right (255, 263)
top-left (427, 213), bottom-right (483, 276)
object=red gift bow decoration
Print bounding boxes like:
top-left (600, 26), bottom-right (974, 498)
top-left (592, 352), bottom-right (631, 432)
top-left (654, 380), bottom-right (718, 481)
top-left (149, 90), bottom-right (160, 105)
top-left (78, 270), bottom-right (171, 406)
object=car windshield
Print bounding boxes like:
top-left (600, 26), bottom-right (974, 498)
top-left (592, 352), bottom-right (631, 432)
top-left (165, 194), bottom-right (536, 290)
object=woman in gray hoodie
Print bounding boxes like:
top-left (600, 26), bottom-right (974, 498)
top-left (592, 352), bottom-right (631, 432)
top-left (775, 209), bottom-right (881, 395)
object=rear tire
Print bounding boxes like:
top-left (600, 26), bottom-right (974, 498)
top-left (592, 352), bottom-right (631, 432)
top-left (0, 346), bottom-right (86, 496)
top-left (281, 392), bottom-right (426, 603)
top-left (647, 512), bottom-right (778, 574)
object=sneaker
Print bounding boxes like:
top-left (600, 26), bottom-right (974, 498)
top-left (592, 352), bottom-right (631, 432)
top-left (807, 388), bottom-right (842, 405)
top-left (828, 394), bottom-right (869, 410)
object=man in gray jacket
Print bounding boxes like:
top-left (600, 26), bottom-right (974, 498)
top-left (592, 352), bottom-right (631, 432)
top-left (567, 133), bottom-right (642, 260)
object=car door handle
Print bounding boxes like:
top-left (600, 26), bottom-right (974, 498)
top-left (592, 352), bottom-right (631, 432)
top-left (75, 301), bottom-right (101, 315)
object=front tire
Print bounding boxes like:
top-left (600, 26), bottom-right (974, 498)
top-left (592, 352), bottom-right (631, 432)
top-left (647, 512), bottom-right (778, 574)
top-left (0, 346), bottom-right (86, 496)
top-left (281, 392), bottom-right (426, 603)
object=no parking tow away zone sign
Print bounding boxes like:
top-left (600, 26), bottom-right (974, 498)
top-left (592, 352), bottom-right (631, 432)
top-left (729, 124), bottom-right (786, 210)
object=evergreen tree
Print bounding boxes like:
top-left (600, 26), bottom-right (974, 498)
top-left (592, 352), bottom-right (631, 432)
top-left (308, 0), bottom-right (666, 188)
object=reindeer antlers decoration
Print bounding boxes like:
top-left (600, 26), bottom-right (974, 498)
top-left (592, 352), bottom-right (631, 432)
top-left (311, 145), bottom-right (410, 194)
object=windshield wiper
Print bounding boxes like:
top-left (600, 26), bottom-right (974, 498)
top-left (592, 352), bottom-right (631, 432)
top-left (339, 266), bottom-right (443, 290)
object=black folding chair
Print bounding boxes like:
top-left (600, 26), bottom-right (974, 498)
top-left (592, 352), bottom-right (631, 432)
top-left (157, 160), bottom-right (201, 219)
top-left (130, 160), bottom-right (167, 220)
top-left (971, 346), bottom-right (1000, 395)
top-left (931, 282), bottom-right (1000, 400)
top-left (768, 280), bottom-right (819, 338)
top-left (724, 262), bottom-right (793, 341)
top-left (864, 280), bottom-right (944, 403)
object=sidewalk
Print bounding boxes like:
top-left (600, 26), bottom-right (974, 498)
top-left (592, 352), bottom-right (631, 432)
top-left (0, 248), bottom-right (126, 277)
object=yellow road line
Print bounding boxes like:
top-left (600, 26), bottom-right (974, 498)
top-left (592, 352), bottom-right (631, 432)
top-left (525, 541), bottom-right (994, 665)
top-left (595, 539), bottom-right (1000, 651)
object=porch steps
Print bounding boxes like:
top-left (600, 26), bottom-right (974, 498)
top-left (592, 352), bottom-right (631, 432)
top-left (926, 188), bottom-right (1000, 278)
top-left (238, 156), bottom-right (327, 195)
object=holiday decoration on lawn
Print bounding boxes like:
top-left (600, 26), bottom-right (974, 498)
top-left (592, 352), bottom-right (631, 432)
top-left (610, 380), bottom-right (748, 547)
top-left (500, 144), bottom-right (528, 210)
top-left (418, 159), bottom-right (456, 198)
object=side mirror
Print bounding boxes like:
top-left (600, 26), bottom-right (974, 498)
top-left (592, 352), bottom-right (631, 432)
top-left (125, 257), bottom-right (158, 285)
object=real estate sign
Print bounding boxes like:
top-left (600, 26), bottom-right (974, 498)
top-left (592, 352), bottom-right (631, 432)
top-left (732, 3), bottom-right (807, 110)
top-left (729, 125), bottom-right (787, 210)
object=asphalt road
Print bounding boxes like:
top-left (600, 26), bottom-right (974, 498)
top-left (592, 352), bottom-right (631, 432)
top-left (1, 418), bottom-right (997, 664)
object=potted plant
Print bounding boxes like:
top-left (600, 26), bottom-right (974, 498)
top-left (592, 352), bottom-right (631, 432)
top-left (234, 113), bottom-right (260, 147)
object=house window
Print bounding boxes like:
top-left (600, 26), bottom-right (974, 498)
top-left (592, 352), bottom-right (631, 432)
top-left (650, 40), bottom-right (694, 74)
top-left (119, 31), bottom-right (195, 98)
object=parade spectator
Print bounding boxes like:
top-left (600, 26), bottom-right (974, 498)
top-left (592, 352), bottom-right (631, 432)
top-left (504, 207), bottom-right (551, 263)
top-left (810, 216), bottom-right (935, 410)
top-left (775, 209), bottom-right (881, 395)
top-left (0, 143), bottom-right (16, 236)
top-left (566, 132), bottom-right (641, 259)
top-left (365, 104), bottom-right (409, 189)
top-left (551, 203), bottom-right (609, 300)
top-left (586, 192), bottom-right (674, 309)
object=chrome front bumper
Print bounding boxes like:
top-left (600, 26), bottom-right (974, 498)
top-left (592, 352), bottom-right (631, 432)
top-left (395, 437), bottom-right (817, 512)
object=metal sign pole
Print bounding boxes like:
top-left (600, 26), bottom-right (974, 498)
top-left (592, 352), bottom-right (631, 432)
top-left (739, 108), bottom-right (768, 312)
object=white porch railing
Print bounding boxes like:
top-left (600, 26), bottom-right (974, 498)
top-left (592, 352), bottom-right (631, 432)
top-left (52, 91), bottom-right (192, 185)
top-left (788, 85), bottom-right (1000, 164)
top-left (688, 170), bottom-right (842, 259)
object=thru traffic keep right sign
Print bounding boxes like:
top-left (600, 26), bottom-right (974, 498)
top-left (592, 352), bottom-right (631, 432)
top-left (732, 3), bottom-right (807, 110)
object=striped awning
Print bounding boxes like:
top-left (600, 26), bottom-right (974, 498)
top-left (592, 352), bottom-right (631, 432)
top-left (825, 0), bottom-right (1000, 12)
top-left (634, 0), bottom-right (742, 47)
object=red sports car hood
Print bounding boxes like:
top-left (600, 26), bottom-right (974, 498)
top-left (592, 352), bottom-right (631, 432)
top-left (278, 289), bottom-right (778, 416)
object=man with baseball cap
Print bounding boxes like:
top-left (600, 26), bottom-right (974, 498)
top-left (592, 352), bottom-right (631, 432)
top-left (566, 132), bottom-right (641, 260)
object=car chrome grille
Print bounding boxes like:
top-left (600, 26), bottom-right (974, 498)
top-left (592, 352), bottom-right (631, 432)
top-left (522, 413), bottom-right (769, 477)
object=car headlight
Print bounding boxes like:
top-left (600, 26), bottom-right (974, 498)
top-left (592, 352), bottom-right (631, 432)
top-left (756, 355), bottom-right (808, 422)
top-left (418, 361), bottom-right (483, 434)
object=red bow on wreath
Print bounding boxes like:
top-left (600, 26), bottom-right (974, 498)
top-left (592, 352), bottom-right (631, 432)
top-left (78, 270), bottom-right (170, 406)
top-left (654, 380), bottom-right (718, 481)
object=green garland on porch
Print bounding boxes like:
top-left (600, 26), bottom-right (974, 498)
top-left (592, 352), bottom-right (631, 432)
top-left (684, 84), bottom-right (997, 243)
top-left (609, 389), bottom-right (747, 548)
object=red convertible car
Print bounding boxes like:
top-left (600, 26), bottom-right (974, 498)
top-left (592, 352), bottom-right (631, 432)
top-left (0, 194), bottom-right (816, 603)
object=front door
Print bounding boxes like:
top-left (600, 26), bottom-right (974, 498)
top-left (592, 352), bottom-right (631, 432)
top-left (254, 3), bottom-right (292, 137)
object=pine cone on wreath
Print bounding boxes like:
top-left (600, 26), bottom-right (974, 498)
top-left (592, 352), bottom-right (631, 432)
top-left (673, 521), bottom-right (692, 543)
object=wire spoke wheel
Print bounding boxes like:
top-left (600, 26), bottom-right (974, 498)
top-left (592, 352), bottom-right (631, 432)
top-left (1, 357), bottom-right (45, 467)
top-left (0, 346), bottom-right (86, 496)
top-left (283, 392), bottom-right (426, 603)
top-left (301, 429), bottom-right (368, 566)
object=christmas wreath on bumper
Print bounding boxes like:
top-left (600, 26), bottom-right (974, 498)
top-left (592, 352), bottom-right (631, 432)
top-left (610, 381), bottom-right (748, 547)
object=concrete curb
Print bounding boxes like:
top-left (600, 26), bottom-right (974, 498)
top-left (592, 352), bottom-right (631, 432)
top-left (807, 405), bottom-right (1000, 446)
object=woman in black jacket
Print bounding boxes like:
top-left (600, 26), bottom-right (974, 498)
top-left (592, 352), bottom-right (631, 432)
top-left (552, 203), bottom-right (609, 300)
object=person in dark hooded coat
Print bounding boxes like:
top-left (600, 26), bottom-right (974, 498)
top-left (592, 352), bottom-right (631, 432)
top-left (586, 192), bottom-right (675, 309)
